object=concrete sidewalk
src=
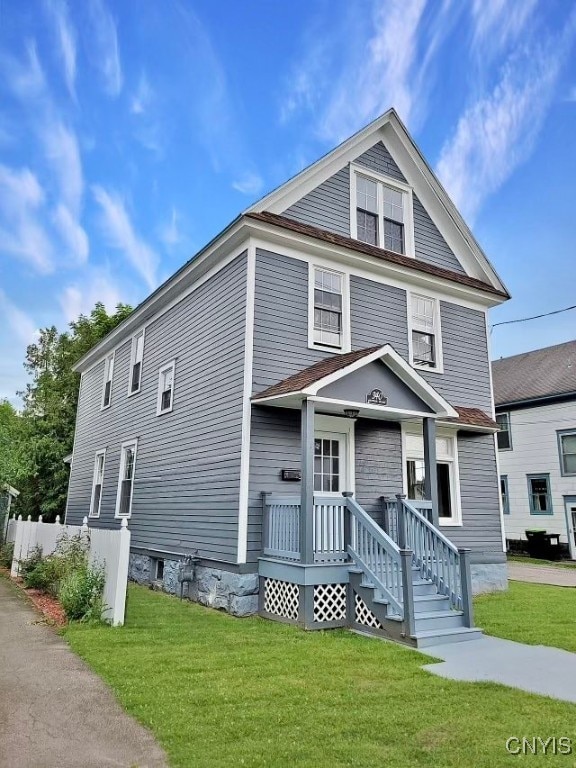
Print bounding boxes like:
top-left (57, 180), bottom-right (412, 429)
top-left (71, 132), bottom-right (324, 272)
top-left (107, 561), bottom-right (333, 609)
top-left (0, 578), bottom-right (168, 768)
top-left (508, 562), bottom-right (576, 587)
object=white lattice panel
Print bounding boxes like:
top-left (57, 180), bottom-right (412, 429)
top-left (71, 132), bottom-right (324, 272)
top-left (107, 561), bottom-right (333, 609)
top-left (313, 583), bottom-right (347, 622)
top-left (264, 578), bottom-right (299, 620)
top-left (354, 593), bottom-right (383, 629)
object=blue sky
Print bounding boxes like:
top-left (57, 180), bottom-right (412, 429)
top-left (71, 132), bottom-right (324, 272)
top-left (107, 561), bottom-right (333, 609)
top-left (1, 0), bottom-right (576, 405)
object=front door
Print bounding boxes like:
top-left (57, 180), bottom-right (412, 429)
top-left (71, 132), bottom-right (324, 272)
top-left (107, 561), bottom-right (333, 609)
top-left (313, 416), bottom-right (353, 497)
top-left (564, 496), bottom-right (576, 560)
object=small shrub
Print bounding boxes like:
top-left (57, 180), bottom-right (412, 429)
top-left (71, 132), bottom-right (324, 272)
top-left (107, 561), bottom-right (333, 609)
top-left (58, 563), bottom-right (105, 622)
top-left (21, 546), bottom-right (44, 580)
top-left (0, 542), bottom-right (14, 568)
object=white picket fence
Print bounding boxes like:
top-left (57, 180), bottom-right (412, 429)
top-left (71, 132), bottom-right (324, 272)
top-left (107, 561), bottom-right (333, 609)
top-left (7, 514), bottom-right (130, 626)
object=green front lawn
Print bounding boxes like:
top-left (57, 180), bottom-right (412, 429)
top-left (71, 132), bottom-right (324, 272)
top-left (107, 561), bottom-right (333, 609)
top-left (507, 555), bottom-right (576, 569)
top-left (64, 585), bottom-right (575, 768)
top-left (475, 580), bottom-right (576, 652)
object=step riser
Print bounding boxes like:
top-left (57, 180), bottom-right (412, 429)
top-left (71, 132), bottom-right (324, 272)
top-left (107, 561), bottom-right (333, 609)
top-left (415, 614), bottom-right (465, 632)
top-left (412, 583), bottom-right (438, 596)
top-left (416, 629), bottom-right (482, 648)
top-left (414, 597), bottom-right (452, 613)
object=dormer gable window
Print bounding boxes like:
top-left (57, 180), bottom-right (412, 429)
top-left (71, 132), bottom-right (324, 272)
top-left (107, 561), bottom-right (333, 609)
top-left (350, 164), bottom-right (415, 258)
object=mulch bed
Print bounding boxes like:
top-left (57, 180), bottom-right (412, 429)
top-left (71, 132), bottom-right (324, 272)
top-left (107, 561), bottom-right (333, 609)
top-left (0, 570), bottom-right (67, 626)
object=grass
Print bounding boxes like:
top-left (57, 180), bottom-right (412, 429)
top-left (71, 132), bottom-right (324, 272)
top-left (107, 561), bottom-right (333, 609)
top-left (476, 580), bottom-right (576, 652)
top-left (64, 584), bottom-right (576, 768)
top-left (507, 555), bottom-right (576, 569)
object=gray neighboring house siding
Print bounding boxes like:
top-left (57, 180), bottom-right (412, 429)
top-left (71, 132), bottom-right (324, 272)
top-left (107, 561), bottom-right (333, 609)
top-left (283, 141), bottom-right (466, 275)
top-left (66, 253), bottom-right (248, 563)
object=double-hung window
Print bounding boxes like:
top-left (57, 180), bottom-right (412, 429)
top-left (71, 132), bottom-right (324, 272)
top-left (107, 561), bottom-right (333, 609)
top-left (558, 429), bottom-right (576, 476)
top-left (409, 293), bottom-right (442, 371)
top-left (527, 474), bottom-right (552, 515)
top-left (115, 440), bottom-right (137, 518)
top-left (89, 450), bottom-right (106, 518)
top-left (310, 266), bottom-right (349, 351)
top-left (351, 167), bottom-right (414, 257)
top-left (500, 475), bottom-right (510, 515)
top-left (129, 331), bottom-right (145, 395)
top-left (496, 413), bottom-right (512, 450)
top-left (157, 361), bottom-right (175, 415)
top-left (101, 354), bottom-right (114, 409)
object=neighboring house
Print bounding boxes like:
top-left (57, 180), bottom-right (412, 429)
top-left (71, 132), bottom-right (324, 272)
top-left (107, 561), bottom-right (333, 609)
top-left (66, 109), bottom-right (510, 648)
top-left (493, 341), bottom-right (576, 560)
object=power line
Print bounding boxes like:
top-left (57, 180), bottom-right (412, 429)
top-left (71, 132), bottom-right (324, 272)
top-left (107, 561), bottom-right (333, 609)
top-left (491, 304), bottom-right (576, 331)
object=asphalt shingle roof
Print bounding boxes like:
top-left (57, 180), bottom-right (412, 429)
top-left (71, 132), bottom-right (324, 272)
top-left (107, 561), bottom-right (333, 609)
top-left (492, 340), bottom-right (576, 406)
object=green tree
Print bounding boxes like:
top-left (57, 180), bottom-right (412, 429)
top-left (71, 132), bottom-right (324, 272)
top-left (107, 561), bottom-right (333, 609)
top-left (17, 302), bottom-right (132, 521)
top-left (0, 399), bottom-right (25, 490)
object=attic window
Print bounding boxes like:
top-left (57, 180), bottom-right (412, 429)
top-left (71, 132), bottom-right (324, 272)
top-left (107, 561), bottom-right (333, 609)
top-left (351, 165), bottom-right (415, 257)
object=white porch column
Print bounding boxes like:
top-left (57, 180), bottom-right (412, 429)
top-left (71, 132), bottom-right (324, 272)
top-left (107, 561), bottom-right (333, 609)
top-left (423, 417), bottom-right (439, 527)
top-left (300, 398), bottom-right (315, 563)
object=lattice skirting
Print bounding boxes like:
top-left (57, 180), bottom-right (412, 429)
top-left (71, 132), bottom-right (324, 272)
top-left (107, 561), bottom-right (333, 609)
top-left (264, 578), bottom-right (299, 620)
top-left (354, 592), bottom-right (383, 629)
top-left (313, 583), bottom-right (347, 623)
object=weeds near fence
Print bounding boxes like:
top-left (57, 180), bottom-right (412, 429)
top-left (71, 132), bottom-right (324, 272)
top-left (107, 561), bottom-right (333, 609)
top-left (0, 542), bottom-right (14, 569)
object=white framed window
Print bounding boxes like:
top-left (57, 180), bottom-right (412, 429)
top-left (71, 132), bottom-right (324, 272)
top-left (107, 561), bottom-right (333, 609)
top-left (89, 450), bottom-right (106, 518)
top-left (115, 439), bottom-right (138, 518)
top-left (350, 165), bottom-right (415, 257)
top-left (308, 264), bottom-right (350, 352)
top-left (156, 360), bottom-right (176, 415)
top-left (496, 413), bottom-right (512, 450)
top-left (402, 426), bottom-right (462, 526)
top-left (101, 353), bottom-right (114, 409)
top-left (128, 330), bottom-right (145, 396)
top-left (408, 293), bottom-right (443, 373)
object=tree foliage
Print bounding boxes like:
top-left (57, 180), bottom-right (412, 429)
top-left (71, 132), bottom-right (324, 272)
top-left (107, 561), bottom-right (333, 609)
top-left (10, 302), bottom-right (132, 521)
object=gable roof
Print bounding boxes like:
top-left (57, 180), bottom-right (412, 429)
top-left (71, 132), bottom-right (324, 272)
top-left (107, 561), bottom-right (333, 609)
top-left (247, 211), bottom-right (508, 299)
top-left (247, 109), bottom-right (508, 296)
top-left (492, 340), bottom-right (576, 407)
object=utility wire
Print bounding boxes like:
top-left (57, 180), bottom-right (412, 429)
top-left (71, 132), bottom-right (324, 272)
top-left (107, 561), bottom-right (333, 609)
top-left (491, 304), bottom-right (576, 331)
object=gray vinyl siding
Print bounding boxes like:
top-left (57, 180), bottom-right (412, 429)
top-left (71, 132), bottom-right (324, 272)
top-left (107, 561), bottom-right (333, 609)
top-left (355, 420), bottom-right (403, 527)
top-left (349, 275), bottom-right (408, 353)
top-left (66, 254), bottom-right (248, 562)
top-left (280, 140), bottom-right (466, 275)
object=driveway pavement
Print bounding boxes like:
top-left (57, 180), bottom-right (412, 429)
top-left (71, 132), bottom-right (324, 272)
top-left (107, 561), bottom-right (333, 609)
top-left (508, 562), bottom-right (576, 587)
top-left (0, 578), bottom-right (168, 768)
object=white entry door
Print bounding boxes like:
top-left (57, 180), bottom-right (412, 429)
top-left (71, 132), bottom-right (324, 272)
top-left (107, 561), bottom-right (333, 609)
top-left (313, 416), bottom-right (354, 496)
top-left (564, 497), bottom-right (576, 560)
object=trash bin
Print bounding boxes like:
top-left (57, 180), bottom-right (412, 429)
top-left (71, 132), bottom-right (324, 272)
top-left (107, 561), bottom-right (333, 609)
top-left (525, 530), bottom-right (561, 560)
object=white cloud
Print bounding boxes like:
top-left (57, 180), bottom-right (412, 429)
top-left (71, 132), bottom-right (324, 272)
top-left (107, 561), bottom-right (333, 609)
top-left (436, 25), bottom-right (576, 223)
top-left (52, 204), bottom-right (89, 264)
top-left (2, 39), bottom-right (47, 103)
top-left (471, 0), bottom-right (539, 57)
top-left (0, 165), bottom-right (53, 272)
top-left (59, 268), bottom-right (125, 323)
top-left (46, 0), bottom-right (77, 98)
top-left (130, 72), bottom-right (153, 115)
top-left (0, 290), bottom-right (38, 346)
top-left (158, 207), bottom-right (182, 248)
top-left (40, 119), bottom-right (83, 215)
top-left (87, 0), bottom-right (123, 97)
top-left (232, 172), bottom-right (264, 196)
top-left (92, 185), bottom-right (159, 289)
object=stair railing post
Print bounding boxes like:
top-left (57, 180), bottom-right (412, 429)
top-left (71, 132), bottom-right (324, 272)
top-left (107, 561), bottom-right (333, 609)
top-left (458, 547), bottom-right (474, 627)
top-left (380, 496), bottom-right (389, 535)
top-left (395, 494), bottom-right (407, 549)
top-left (261, 492), bottom-right (271, 557)
top-left (342, 492), bottom-right (353, 558)
top-left (400, 548), bottom-right (415, 638)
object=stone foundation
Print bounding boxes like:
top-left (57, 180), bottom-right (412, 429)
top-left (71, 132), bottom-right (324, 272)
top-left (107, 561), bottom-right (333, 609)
top-left (128, 554), bottom-right (259, 617)
top-left (471, 563), bottom-right (508, 594)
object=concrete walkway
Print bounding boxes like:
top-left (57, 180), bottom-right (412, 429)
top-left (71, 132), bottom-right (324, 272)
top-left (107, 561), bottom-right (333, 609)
top-left (423, 635), bottom-right (576, 704)
top-left (508, 562), bottom-right (576, 587)
top-left (0, 578), bottom-right (168, 768)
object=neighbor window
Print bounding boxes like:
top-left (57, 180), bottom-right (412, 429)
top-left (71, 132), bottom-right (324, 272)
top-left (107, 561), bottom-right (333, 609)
top-left (115, 440), bottom-right (137, 518)
top-left (558, 429), bottom-right (576, 476)
top-left (500, 475), bottom-right (510, 515)
top-left (101, 353), bottom-right (114, 409)
top-left (310, 266), bottom-right (348, 350)
top-left (157, 361), bottom-right (175, 415)
top-left (351, 167), bottom-right (414, 256)
top-left (89, 450), bottom-right (106, 518)
top-left (129, 330), bottom-right (145, 395)
top-left (496, 413), bottom-right (512, 450)
top-left (405, 431), bottom-right (460, 524)
top-left (527, 474), bottom-right (552, 515)
top-left (409, 294), bottom-right (442, 371)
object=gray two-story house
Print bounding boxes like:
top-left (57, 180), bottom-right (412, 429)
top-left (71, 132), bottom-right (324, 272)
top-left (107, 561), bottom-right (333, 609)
top-left (66, 109), bottom-right (510, 648)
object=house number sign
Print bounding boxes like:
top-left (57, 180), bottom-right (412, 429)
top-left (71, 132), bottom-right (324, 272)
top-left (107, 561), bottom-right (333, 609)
top-left (366, 388), bottom-right (387, 406)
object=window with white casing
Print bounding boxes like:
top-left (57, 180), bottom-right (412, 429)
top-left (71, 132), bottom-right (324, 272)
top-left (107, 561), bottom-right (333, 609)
top-left (409, 293), bottom-right (443, 372)
top-left (404, 429), bottom-right (461, 526)
top-left (496, 413), bottom-right (512, 450)
top-left (129, 330), bottom-right (145, 395)
top-left (115, 440), bottom-right (137, 518)
top-left (101, 353), bottom-right (114, 409)
top-left (310, 266), bottom-right (349, 351)
top-left (157, 361), bottom-right (175, 415)
top-left (89, 450), bottom-right (106, 518)
top-left (351, 167), bottom-right (415, 257)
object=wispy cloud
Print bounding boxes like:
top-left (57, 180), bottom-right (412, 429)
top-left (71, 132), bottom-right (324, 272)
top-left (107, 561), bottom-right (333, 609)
top-left (232, 172), bottom-right (264, 196)
top-left (52, 204), bottom-right (88, 264)
top-left (92, 185), bottom-right (159, 289)
top-left (2, 39), bottom-right (47, 103)
top-left (45, 0), bottom-right (77, 99)
top-left (158, 207), bottom-right (182, 249)
top-left (40, 119), bottom-right (83, 214)
top-left (59, 267), bottom-right (125, 323)
top-left (0, 165), bottom-right (53, 272)
top-left (0, 290), bottom-right (39, 346)
top-left (471, 0), bottom-right (539, 57)
top-left (130, 72), bottom-right (153, 115)
top-left (87, 0), bottom-right (123, 97)
top-left (437, 17), bottom-right (576, 223)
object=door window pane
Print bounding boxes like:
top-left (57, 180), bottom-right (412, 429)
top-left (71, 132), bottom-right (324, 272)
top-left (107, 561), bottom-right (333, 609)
top-left (314, 438), bottom-right (341, 493)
